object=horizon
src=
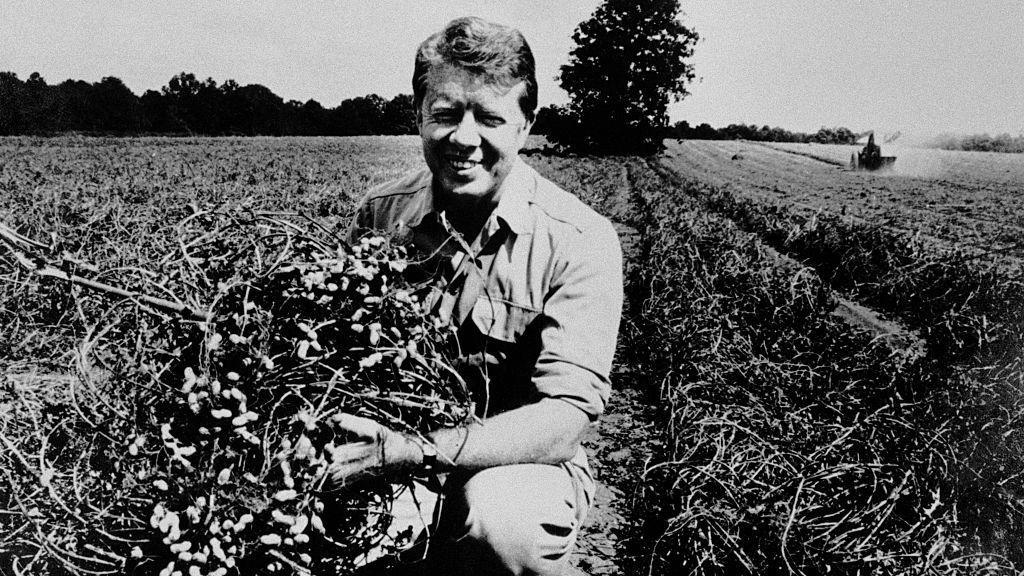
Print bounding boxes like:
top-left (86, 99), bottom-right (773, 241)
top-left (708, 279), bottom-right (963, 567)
top-left (2, 1), bottom-right (1022, 140)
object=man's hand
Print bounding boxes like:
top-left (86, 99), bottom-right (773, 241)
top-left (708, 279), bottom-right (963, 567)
top-left (326, 414), bottom-right (420, 486)
top-left (326, 399), bottom-right (591, 486)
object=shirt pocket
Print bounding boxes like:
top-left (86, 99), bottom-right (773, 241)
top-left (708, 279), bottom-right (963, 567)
top-left (470, 296), bottom-right (540, 343)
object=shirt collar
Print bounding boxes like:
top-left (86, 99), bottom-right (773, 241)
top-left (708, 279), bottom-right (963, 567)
top-left (411, 159), bottom-right (535, 236)
top-left (397, 170), bottom-right (436, 230)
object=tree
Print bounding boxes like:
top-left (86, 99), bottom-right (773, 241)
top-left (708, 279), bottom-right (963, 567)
top-left (531, 104), bottom-right (579, 140)
top-left (162, 72), bottom-right (204, 133)
top-left (331, 94), bottom-right (387, 136)
top-left (0, 72), bottom-right (26, 135)
top-left (22, 72), bottom-right (59, 133)
top-left (557, 0), bottom-right (699, 154)
top-left (224, 83), bottom-right (283, 135)
top-left (140, 89), bottom-right (172, 132)
top-left (55, 79), bottom-right (93, 132)
top-left (382, 94), bottom-right (416, 135)
top-left (92, 76), bottom-right (142, 133)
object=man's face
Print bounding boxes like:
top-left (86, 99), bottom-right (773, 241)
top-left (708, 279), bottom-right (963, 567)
top-left (418, 65), bottom-right (533, 205)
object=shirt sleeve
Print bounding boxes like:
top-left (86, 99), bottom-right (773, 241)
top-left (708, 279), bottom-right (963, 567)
top-left (532, 217), bottom-right (624, 420)
top-left (345, 195), bottom-right (375, 244)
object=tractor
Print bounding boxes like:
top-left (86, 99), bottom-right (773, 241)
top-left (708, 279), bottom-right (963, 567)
top-left (850, 132), bottom-right (897, 170)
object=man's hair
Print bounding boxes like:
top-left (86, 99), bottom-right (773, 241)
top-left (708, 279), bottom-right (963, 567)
top-left (413, 17), bottom-right (538, 120)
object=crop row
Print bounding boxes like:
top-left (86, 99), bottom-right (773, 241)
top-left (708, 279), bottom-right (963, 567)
top-left (657, 165), bottom-right (1024, 556)
top-left (605, 159), bottom-right (1020, 574)
top-left (667, 167), bottom-right (1024, 366)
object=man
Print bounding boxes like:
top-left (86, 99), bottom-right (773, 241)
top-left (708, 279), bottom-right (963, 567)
top-left (336, 16), bottom-right (623, 576)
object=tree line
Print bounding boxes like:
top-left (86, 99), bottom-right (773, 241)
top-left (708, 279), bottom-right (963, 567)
top-left (533, 105), bottom-right (861, 146)
top-left (1, 69), bottom-right (863, 146)
top-left (0, 71), bottom-right (417, 136)
top-left (924, 132), bottom-right (1024, 154)
top-left (667, 121), bottom-right (860, 144)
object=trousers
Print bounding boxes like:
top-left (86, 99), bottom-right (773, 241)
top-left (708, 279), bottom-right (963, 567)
top-left (364, 459), bottom-right (594, 576)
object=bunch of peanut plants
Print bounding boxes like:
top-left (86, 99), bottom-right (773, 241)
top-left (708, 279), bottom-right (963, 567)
top-left (1, 208), bottom-right (472, 576)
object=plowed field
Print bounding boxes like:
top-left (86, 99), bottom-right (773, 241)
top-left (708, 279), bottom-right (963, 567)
top-left (2, 137), bottom-right (1022, 576)
top-left (661, 140), bottom-right (1024, 260)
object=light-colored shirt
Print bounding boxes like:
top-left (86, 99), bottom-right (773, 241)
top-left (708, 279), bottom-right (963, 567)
top-left (348, 158), bottom-right (623, 422)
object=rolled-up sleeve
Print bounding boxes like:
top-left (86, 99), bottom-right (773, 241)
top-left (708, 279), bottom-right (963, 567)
top-left (532, 218), bottom-right (623, 419)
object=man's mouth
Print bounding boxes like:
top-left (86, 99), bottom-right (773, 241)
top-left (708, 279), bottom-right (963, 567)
top-left (445, 156), bottom-right (482, 172)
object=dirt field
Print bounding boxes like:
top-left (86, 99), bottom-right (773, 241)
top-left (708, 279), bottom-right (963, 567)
top-left (661, 140), bottom-right (1024, 260)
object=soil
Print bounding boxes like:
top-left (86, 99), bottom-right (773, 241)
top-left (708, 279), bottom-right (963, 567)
top-left (567, 222), bottom-right (659, 576)
top-left (569, 379), bottom-right (659, 576)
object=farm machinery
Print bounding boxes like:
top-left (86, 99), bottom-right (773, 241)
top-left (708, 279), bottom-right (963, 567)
top-left (850, 132), bottom-right (896, 170)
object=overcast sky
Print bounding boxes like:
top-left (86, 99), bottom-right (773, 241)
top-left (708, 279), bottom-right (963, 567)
top-left (2, 1), bottom-right (1022, 139)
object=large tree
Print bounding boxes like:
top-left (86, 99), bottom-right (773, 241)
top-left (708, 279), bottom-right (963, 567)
top-left (557, 0), bottom-right (699, 153)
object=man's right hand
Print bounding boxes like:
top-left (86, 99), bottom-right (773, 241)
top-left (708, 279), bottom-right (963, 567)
top-left (326, 414), bottom-right (422, 486)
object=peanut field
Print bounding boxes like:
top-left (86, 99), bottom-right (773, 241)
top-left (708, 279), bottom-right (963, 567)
top-left (2, 136), bottom-right (1023, 575)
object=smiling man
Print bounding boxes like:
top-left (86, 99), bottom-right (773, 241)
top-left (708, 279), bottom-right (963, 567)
top-left (342, 16), bottom-right (623, 576)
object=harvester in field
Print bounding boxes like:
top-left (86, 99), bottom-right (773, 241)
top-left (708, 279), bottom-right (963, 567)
top-left (850, 132), bottom-right (896, 170)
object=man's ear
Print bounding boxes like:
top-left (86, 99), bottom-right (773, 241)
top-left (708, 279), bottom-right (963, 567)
top-left (518, 115), bottom-right (535, 147)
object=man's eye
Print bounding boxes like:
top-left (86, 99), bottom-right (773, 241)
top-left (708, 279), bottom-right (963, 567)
top-left (480, 116), bottom-right (505, 127)
top-left (431, 112), bottom-right (459, 123)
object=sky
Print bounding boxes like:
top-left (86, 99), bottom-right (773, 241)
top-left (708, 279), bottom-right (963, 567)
top-left (2, 1), bottom-right (1022, 140)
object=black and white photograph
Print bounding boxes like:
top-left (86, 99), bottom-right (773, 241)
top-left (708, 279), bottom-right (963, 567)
top-left (2, 1), bottom-right (1023, 575)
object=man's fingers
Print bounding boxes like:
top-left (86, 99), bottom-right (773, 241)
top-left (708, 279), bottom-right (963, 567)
top-left (328, 462), bottom-right (362, 482)
top-left (330, 440), bottom-right (377, 464)
top-left (321, 413), bottom-right (396, 487)
top-left (333, 413), bottom-right (384, 440)
top-left (326, 449), bottom-right (381, 484)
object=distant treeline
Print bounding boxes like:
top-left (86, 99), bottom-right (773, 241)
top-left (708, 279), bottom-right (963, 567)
top-left (924, 132), bottom-right (1024, 154)
top-left (0, 72), bottom-right (417, 136)
top-left (1, 71), bottom-right (866, 144)
top-left (533, 105), bottom-right (860, 145)
top-left (666, 121), bottom-right (860, 144)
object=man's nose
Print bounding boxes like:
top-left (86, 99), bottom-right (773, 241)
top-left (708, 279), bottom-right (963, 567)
top-left (450, 112), bottom-right (482, 148)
